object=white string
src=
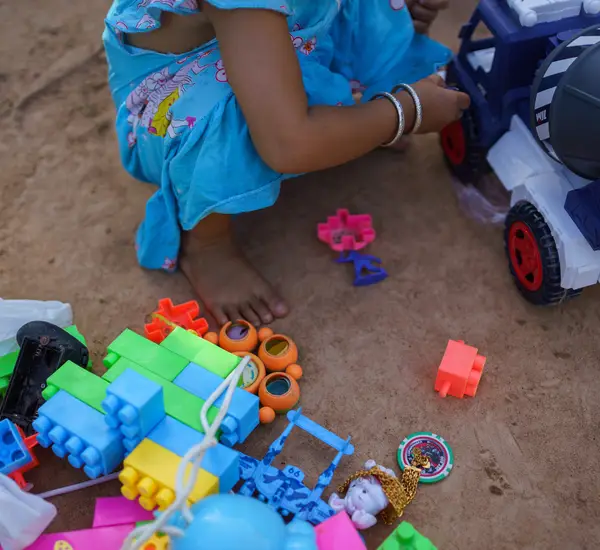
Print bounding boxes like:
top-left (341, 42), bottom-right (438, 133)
top-left (120, 355), bottom-right (251, 549)
top-left (37, 472), bottom-right (120, 499)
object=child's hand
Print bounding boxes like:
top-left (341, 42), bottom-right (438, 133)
top-left (407, 0), bottom-right (449, 34)
top-left (396, 75), bottom-right (470, 134)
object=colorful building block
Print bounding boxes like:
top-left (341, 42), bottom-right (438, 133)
top-left (26, 524), bottom-right (133, 550)
top-left (42, 360), bottom-right (109, 412)
top-left (161, 327), bottom-right (240, 378)
top-left (434, 340), bottom-right (486, 399)
top-left (377, 521), bottom-right (437, 550)
top-left (0, 418), bottom-right (32, 475)
top-left (315, 512), bottom-right (367, 550)
top-left (104, 329), bottom-right (189, 381)
top-left (103, 369), bottom-right (165, 452)
top-left (8, 428), bottom-right (39, 489)
top-left (93, 496), bottom-right (154, 528)
top-left (102, 358), bottom-right (221, 439)
top-left (174, 362), bottom-right (259, 444)
top-left (120, 438), bottom-right (218, 511)
top-left (145, 298), bottom-right (209, 344)
top-left (148, 416), bottom-right (240, 493)
top-left (32, 390), bottom-right (125, 478)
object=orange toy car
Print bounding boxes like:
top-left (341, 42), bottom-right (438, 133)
top-left (206, 321), bottom-right (303, 423)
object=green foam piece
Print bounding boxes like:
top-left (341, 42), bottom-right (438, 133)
top-left (103, 329), bottom-right (189, 381)
top-left (378, 522), bottom-right (437, 550)
top-left (0, 375), bottom-right (8, 396)
top-left (43, 360), bottom-right (109, 413)
top-left (161, 327), bottom-right (240, 379)
top-left (102, 358), bottom-right (219, 435)
top-left (0, 351), bottom-right (18, 379)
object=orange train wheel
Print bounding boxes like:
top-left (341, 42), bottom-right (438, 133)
top-left (258, 334), bottom-right (298, 372)
top-left (258, 372), bottom-right (300, 414)
top-left (219, 320), bottom-right (258, 353)
top-left (232, 351), bottom-right (266, 394)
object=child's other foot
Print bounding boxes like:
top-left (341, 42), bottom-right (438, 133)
top-left (180, 214), bottom-right (288, 327)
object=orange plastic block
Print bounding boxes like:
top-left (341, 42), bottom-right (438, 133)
top-left (144, 298), bottom-right (209, 343)
top-left (434, 340), bottom-right (486, 399)
top-left (8, 428), bottom-right (39, 489)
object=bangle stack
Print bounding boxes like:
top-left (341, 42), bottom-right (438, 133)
top-left (370, 84), bottom-right (423, 147)
top-left (392, 84), bottom-right (423, 134)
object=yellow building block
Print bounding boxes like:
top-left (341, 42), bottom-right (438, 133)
top-left (119, 439), bottom-right (218, 511)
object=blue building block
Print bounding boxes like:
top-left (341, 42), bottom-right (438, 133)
top-left (0, 419), bottom-right (31, 475)
top-left (174, 363), bottom-right (259, 445)
top-left (102, 369), bottom-right (166, 453)
top-left (148, 416), bottom-right (240, 493)
top-left (565, 180), bottom-right (600, 251)
top-left (32, 390), bottom-right (125, 479)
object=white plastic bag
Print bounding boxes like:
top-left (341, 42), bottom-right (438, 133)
top-left (0, 474), bottom-right (57, 550)
top-left (451, 175), bottom-right (509, 227)
top-left (0, 300), bottom-right (73, 357)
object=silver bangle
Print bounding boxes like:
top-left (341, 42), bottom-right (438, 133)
top-left (392, 83), bottom-right (423, 134)
top-left (369, 92), bottom-right (405, 147)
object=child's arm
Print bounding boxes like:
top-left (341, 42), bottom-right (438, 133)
top-left (205, 5), bottom-right (469, 174)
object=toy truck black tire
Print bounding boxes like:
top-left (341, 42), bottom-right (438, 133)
top-left (440, 108), bottom-right (491, 184)
top-left (504, 201), bottom-right (582, 306)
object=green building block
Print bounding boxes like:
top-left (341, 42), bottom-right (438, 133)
top-left (160, 327), bottom-right (240, 379)
top-left (378, 522), bottom-right (437, 550)
top-left (42, 360), bottom-right (109, 413)
top-left (104, 329), bottom-right (189, 381)
top-left (0, 351), bottom-right (18, 379)
top-left (0, 375), bottom-right (8, 397)
top-left (102, 358), bottom-right (219, 435)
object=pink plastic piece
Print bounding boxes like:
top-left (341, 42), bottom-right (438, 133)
top-left (93, 496), bottom-right (154, 528)
top-left (315, 512), bottom-right (367, 550)
top-left (25, 524), bottom-right (133, 550)
top-left (317, 209), bottom-right (376, 252)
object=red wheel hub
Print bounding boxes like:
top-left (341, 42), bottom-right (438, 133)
top-left (508, 221), bottom-right (543, 292)
top-left (441, 120), bottom-right (466, 166)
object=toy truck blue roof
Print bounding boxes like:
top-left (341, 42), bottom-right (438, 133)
top-left (472, 0), bottom-right (600, 43)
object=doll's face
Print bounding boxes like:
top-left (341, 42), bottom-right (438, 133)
top-left (344, 477), bottom-right (387, 516)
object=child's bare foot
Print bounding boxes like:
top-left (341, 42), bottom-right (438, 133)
top-left (180, 214), bottom-right (289, 327)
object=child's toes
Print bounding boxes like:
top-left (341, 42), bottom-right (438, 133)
top-left (241, 303), bottom-right (262, 326)
top-left (250, 298), bottom-right (274, 325)
top-left (263, 292), bottom-right (289, 319)
top-left (209, 305), bottom-right (229, 327)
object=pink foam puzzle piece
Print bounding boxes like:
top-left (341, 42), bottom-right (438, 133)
top-left (315, 512), bottom-right (367, 550)
top-left (93, 496), bottom-right (154, 528)
top-left (317, 209), bottom-right (376, 252)
top-left (25, 525), bottom-right (133, 550)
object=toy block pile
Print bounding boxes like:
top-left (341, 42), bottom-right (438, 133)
top-left (32, 326), bottom-right (261, 511)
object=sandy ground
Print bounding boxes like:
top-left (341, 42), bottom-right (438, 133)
top-left (2, 1), bottom-right (600, 549)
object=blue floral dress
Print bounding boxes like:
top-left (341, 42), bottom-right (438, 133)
top-left (103, 0), bottom-right (451, 271)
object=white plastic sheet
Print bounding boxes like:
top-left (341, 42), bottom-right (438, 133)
top-left (0, 474), bottom-right (57, 550)
top-left (0, 300), bottom-right (73, 357)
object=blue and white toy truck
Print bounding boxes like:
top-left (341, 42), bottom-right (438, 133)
top-left (440, 0), bottom-right (600, 305)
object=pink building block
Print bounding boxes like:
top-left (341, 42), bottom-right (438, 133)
top-left (317, 209), bottom-right (376, 252)
top-left (93, 496), bottom-right (154, 528)
top-left (25, 524), bottom-right (133, 550)
top-left (315, 512), bottom-right (367, 550)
